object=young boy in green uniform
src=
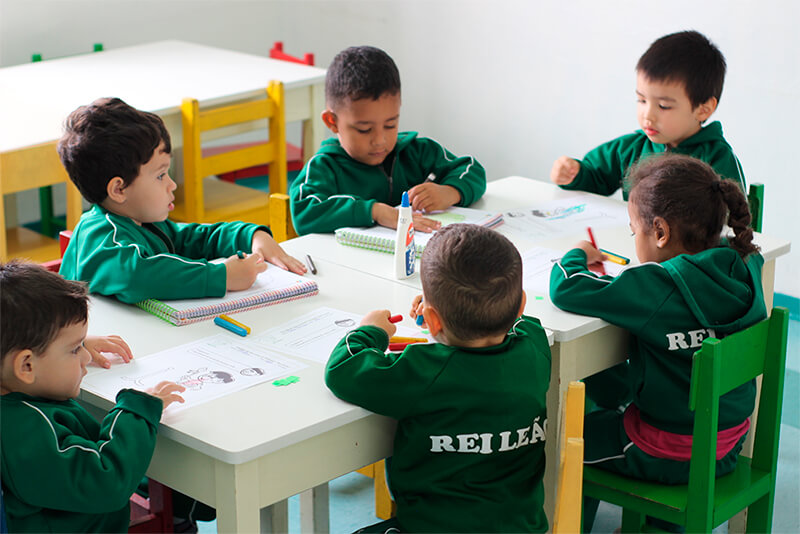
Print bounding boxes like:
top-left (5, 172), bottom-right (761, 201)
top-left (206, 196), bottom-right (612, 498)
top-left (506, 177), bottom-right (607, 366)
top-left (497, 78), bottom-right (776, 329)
top-left (551, 30), bottom-right (746, 199)
top-left (57, 97), bottom-right (306, 304)
top-left (550, 154), bottom-right (765, 530)
top-left (326, 224), bottom-right (551, 533)
top-left (290, 46), bottom-right (487, 235)
top-left (0, 260), bottom-right (185, 533)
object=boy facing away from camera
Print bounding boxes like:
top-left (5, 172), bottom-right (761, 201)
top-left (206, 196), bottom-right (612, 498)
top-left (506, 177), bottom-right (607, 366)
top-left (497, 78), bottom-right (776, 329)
top-left (290, 46), bottom-right (487, 235)
top-left (0, 260), bottom-right (185, 533)
top-left (326, 224), bottom-right (551, 533)
top-left (57, 97), bottom-right (306, 304)
top-left (551, 30), bottom-right (746, 199)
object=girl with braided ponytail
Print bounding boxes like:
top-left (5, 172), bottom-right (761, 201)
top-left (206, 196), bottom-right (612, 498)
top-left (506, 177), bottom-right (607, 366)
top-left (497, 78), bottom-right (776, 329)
top-left (550, 153), bottom-right (766, 532)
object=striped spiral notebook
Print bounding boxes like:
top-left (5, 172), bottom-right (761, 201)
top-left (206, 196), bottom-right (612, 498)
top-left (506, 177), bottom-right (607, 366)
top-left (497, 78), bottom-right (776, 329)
top-left (335, 206), bottom-right (504, 257)
top-left (135, 265), bottom-right (318, 326)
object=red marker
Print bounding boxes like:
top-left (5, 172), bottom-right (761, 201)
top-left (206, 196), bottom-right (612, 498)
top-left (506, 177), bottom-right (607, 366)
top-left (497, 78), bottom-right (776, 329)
top-left (586, 227), bottom-right (606, 275)
top-left (389, 314), bottom-right (403, 323)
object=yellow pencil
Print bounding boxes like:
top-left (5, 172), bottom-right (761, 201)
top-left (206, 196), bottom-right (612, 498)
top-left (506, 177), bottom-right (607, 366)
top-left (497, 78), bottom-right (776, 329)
top-left (599, 249), bottom-right (630, 265)
top-left (389, 336), bottom-right (428, 343)
top-left (219, 314), bottom-right (252, 334)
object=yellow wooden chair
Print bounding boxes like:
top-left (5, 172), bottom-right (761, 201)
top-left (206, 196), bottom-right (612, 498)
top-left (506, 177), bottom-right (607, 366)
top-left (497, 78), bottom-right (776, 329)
top-left (0, 142), bottom-right (83, 262)
top-left (171, 81), bottom-right (288, 226)
top-left (553, 381), bottom-right (586, 534)
top-left (268, 193), bottom-right (298, 243)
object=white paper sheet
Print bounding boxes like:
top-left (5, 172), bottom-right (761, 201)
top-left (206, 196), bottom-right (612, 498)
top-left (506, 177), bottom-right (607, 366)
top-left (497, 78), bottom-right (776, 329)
top-left (81, 333), bottom-right (307, 413)
top-left (502, 197), bottom-right (630, 240)
top-left (252, 307), bottom-right (432, 363)
top-left (521, 246), bottom-right (627, 296)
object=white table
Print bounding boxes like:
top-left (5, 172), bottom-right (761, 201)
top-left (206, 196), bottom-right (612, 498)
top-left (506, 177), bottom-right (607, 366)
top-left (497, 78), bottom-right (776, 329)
top-left (81, 177), bottom-right (790, 531)
top-left (83, 259), bottom-right (415, 533)
top-left (0, 40), bottom-right (327, 159)
top-left (280, 176), bottom-right (792, 520)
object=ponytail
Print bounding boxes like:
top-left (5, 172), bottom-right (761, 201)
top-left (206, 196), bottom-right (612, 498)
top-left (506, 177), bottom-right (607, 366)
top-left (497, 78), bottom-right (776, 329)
top-left (718, 180), bottom-right (759, 258)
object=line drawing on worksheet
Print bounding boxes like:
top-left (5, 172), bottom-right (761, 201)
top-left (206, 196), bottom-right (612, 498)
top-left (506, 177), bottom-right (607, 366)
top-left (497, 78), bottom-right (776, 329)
top-left (502, 196), bottom-right (629, 239)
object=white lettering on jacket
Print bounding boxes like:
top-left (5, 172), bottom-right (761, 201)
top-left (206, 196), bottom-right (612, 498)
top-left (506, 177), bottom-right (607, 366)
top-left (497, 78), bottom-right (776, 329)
top-left (430, 417), bottom-right (547, 454)
top-left (665, 328), bottom-right (717, 351)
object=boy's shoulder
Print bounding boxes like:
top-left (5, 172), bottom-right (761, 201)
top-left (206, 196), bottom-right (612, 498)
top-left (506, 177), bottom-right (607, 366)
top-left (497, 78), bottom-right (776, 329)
top-left (1, 393), bottom-right (90, 431)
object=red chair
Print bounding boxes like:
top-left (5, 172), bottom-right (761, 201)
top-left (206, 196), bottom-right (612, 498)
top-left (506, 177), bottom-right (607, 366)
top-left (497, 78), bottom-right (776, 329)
top-left (216, 41), bottom-right (313, 183)
top-left (41, 230), bottom-right (73, 272)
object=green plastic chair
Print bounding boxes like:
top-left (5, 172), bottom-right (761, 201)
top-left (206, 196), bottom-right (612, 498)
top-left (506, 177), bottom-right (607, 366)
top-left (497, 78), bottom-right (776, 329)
top-left (748, 183), bottom-right (764, 233)
top-left (583, 307), bottom-right (789, 533)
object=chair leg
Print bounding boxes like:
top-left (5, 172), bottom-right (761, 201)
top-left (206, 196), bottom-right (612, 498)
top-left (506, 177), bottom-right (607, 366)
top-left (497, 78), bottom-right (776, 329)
top-left (374, 460), bottom-right (396, 520)
top-left (745, 492), bottom-right (774, 533)
top-left (620, 508), bottom-right (646, 533)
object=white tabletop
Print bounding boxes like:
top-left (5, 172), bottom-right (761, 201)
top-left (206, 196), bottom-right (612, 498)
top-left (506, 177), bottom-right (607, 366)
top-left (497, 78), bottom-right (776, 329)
top-left (0, 40), bottom-right (327, 153)
top-left (84, 259), bottom-right (409, 465)
top-left (283, 177), bottom-right (792, 343)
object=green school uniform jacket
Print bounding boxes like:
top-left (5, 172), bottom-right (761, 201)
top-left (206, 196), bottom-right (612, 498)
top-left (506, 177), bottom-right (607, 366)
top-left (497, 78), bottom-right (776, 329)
top-left (59, 205), bottom-right (267, 304)
top-left (561, 121), bottom-right (746, 199)
top-left (550, 246), bottom-right (766, 434)
top-left (325, 316), bottom-right (551, 533)
top-left (0, 389), bottom-right (162, 533)
top-left (289, 131), bottom-right (486, 235)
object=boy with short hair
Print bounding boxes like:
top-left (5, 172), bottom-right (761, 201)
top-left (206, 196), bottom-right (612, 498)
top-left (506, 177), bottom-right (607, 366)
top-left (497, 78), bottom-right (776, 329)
top-left (57, 97), bottom-right (306, 304)
top-left (551, 30), bottom-right (746, 198)
top-left (325, 224), bottom-right (551, 533)
top-left (0, 260), bottom-right (185, 533)
top-left (290, 46), bottom-right (487, 235)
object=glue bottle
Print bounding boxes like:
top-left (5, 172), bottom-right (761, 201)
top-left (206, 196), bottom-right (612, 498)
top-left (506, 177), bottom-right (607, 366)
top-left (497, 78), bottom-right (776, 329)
top-left (394, 191), bottom-right (415, 279)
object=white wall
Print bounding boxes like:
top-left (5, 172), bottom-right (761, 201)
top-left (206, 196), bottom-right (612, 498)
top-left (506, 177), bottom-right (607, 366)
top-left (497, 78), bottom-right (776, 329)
top-left (2, 0), bottom-right (797, 296)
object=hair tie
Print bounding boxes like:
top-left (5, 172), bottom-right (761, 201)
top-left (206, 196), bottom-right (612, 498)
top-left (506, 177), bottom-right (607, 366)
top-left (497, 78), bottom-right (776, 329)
top-left (711, 181), bottom-right (722, 194)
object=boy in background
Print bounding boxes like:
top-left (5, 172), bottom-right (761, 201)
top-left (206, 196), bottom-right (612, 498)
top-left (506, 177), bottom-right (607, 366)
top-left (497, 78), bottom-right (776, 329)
top-left (57, 98), bottom-right (306, 304)
top-left (290, 46), bottom-right (487, 235)
top-left (326, 224), bottom-right (551, 533)
top-left (0, 260), bottom-right (185, 533)
top-left (551, 30), bottom-right (745, 199)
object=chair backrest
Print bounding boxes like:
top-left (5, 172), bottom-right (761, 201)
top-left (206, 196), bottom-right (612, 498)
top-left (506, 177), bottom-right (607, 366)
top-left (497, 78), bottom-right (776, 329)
top-left (0, 144), bottom-right (83, 261)
top-left (686, 307), bottom-right (789, 525)
top-left (269, 41), bottom-right (314, 66)
top-left (180, 81), bottom-right (287, 222)
top-left (553, 381), bottom-right (585, 534)
top-left (748, 183), bottom-right (764, 233)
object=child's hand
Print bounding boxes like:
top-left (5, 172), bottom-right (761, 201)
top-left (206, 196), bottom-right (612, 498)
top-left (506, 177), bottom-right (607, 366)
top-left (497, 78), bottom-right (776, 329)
top-left (412, 212), bottom-right (441, 233)
top-left (84, 335), bottom-right (133, 369)
top-left (575, 240), bottom-right (606, 265)
top-left (224, 252), bottom-right (267, 290)
top-left (360, 309), bottom-right (398, 337)
top-left (409, 295), bottom-right (425, 326)
top-left (407, 183), bottom-right (461, 213)
top-left (372, 203), bottom-right (443, 233)
top-left (251, 230), bottom-right (307, 275)
top-left (550, 156), bottom-right (581, 185)
top-left (146, 381), bottom-right (186, 410)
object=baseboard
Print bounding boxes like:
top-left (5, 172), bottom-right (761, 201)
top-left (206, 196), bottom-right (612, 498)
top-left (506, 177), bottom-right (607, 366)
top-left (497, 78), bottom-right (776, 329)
top-left (774, 292), bottom-right (800, 321)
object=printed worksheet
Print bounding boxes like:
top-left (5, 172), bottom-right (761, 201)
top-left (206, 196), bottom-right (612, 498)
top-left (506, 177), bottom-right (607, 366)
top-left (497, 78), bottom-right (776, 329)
top-left (522, 246), bottom-right (627, 295)
top-left (252, 307), bottom-right (431, 363)
top-left (81, 334), bottom-right (306, 413)
top-left (502, 197), bottom-right (629, 239)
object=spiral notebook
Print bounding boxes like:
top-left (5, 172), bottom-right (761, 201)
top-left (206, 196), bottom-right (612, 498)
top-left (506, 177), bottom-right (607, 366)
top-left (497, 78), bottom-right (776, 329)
top-left (335, 206), bottom-right (504, 257)
top-left (135, 264), bottom-right (319, 326)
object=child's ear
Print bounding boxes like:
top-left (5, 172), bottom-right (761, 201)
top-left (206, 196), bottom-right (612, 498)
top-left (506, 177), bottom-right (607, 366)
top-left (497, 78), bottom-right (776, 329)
top-left (321, 110), bottom-right (339, 133)
top-left (106, 177), bottom-right (127, 204)
top-left (10, 349), bottom-right (36, 385)
top-left (694, 96), bottom-right (718, 123)
top-left (653, 216), bottom-right (672, 248)
top-left (518, 290), bottom-right (527, 317)
top-left (423, 306), bottom-right (444, 337)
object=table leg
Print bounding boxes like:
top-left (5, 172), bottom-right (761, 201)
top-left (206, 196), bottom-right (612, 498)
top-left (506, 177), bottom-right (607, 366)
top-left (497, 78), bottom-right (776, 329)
top-left (300, 483), bottom-right (330, 533)
top-left (261, 500), bottom-right (289, 534)
top-left (214, 460), bottom-right (261, 533)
